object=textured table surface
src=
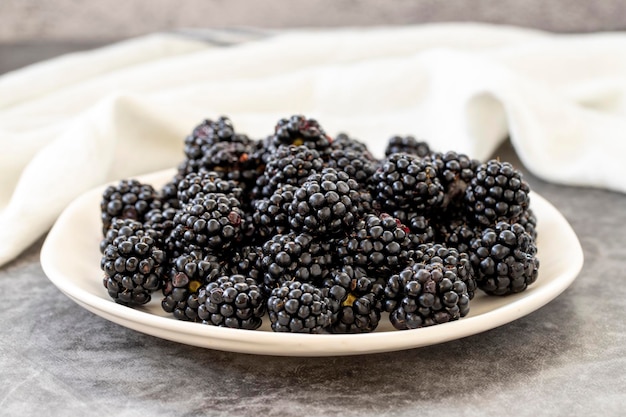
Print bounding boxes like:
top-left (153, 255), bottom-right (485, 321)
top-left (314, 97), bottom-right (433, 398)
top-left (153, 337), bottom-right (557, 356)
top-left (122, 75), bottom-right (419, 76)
top-left (1, 42), bottom-right (625, 417)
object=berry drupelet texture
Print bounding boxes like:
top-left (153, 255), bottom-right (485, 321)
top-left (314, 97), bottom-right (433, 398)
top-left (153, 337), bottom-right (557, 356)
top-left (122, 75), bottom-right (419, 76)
top-left (385, 262), bottom-right (471, 330)
top-left (469, 221), bottom-right (539, 296)
top-left (267, 281), bottom-right (332, 333)
top-left (100, 179), bottom-right (158, 235)
top-left (464, 160), bottom-right (531, 227)
top-left (288, 168), bottom-right (362, 236)
top-left (385, 135), bottom-right (431, 158)
top-left (197, 275), bottom-right (265, 329)
top-left (100, 220), bottom-right (167, 306)
top-left (372, 153), bottom-right (444, 213)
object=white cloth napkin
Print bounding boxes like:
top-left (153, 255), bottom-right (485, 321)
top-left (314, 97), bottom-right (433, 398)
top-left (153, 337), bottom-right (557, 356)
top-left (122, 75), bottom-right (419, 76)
top-left (1, 23), bottom-right (625, 267)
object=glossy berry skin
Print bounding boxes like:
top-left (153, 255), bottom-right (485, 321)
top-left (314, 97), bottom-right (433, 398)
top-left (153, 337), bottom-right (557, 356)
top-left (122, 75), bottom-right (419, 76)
top-left (288, 168), bottom-right (361, 236)
top-left (323, 268), bottom-right (384, 334)
top-left (251, 185), bottom-right (297, 239)
top-left (385, 262), bottom-right (471, 330)
top-left (372, 153), bottom-right (444, 213)
top-left (197, 275), bottom-right (265, 330)
top-left (469, 221), bottom-right (539, 296)
top-left (271, 115), bottom-right (332, 156)
top-left (260, 232), bottom-right (334, 293)
top-left (267, 281), bottom-right (331, 333)
top-left (253, 145), bottom-right (324, 199)
top-left (337, 213), bottom-right (412, 277)
top-left (100, 220), bottom-right (166, 306)
top-left (384, 135), bottom-right (430, 158)
top-left (161, 252), bottom-right (224, 321)
top-left (167, 193), bottom-right (245, 255)
top-left (100, 179), bottom-right (157, 235)
top-left (176, 171), bottom-right (243, 205)
top-left (464, 160), bottom-right (531, 227)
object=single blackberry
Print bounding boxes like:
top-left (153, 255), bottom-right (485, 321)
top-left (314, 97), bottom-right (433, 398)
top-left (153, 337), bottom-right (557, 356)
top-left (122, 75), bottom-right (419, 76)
top-left (322, 267), bottom-right (384, 333)
top-left (385, 135), bottom-right (431, 158)
top-left (176, 171), bottom-right (243, 205)
top-left (197, 275), bottom-right (265, 330)
top-left (252, 145), bottom-right (324, 199)
top-left (464, 160), bottom-right (531, 227)
top-left (267, 281), bottom-right (332, 333)
top-left (167, 193), bottom-right (245, 256)
top-left (406, 242), bottom-right (477, 301)
top-left (425, 151), bottom-right (480, 213)
top-left (251, 184), bottom-right (297, 239)
top-left (337, 213), bottom-right (412, 277)
top-left (100, 221), bottom-right (166, 306)
top-left (260, 232), bottom-right (334, 293)
top-left (270, 115), bottom-right (332, 156)
top-left (288, 168), bottom-right (361, 236)
top-left (100, 179), bottom-right (157, 235)
top-left (330, 133), bottom-right (375, 160)
top-left (161, 252), bottom-right (224, 321)
top-left (385, 262), bottom-right (471, 330)
top-left (325, 148), bottom-right (377, 184)
top-left (371, 153), bottom-right (444, 213)
top-left (469, 221), bottom-right (539, 296)
top-left (181, 117), bottom-right (248, 163)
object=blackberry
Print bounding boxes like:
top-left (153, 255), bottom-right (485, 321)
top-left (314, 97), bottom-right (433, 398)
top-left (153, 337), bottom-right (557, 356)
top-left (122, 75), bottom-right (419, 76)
top-left (161, 252), bottom-right (224, 321)
top-left (100, 221), bottom-right (166, 306)
top-left (425, 151), bottom-right (480, 213)
top-left (434, 217), bottom-right (478, 255)
top-left (267, 281), bottom-right (332, 333)
top-left (464, 160), bottom-right (531, 227)
top-left (252, 145), bottom-right (324, 199)
top-left (176, 171), bottom-right (243, 205)
top-left (371, 153), bottom-right (444, 213)
top-left (197, 275), bottom-right (265, 330)
top-left (407, 243), bottom-right (477, 301)
top-left (469, 221), bottom-right (539, 296)
top-left (330, 133), bottom-right (375, 159)
top-left (167, 193), bottom-right (245, 255)
top-left (271, 115), bottom-right (332, 156)
top-left (178, 117), bottom-right (260, 188)
top-left (288, 168), bottom-right (361, 236)
top-left (391, 210), bottom-right (435, 247)
top-left (325, 148), bottom-right (377, 183)
top-left (337, 213), bottom-right (412, 277)
top-left (100, 218), bottom-right (147, 254)
top-left (228, 245), bottom-right (264, 284)
top-left (260, 232), bottom-right (334, 293)
top-left (322, 267), bottom-right (384, 333)
top-left (251, 184), bottom-right (297, 239)
top-left (143, 203), bottom-right (178, 241)
top-left (100, 179), bottom-right (157, 235)
top-left (385, 262), bottom-right (471, 330)
top-left (385, 135), bottom-right (430, 158)
top-left (518, 208), bottom-right (538, 240)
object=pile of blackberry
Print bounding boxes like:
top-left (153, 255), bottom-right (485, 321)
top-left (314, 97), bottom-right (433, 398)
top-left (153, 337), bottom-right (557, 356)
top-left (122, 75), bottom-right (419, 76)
top-left (99, 115), bottom-right (540, 333)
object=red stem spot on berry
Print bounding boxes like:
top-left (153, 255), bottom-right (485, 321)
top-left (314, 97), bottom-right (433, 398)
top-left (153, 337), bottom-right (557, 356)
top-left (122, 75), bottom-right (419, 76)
top-left (228, 211), bottom-right (241, 226)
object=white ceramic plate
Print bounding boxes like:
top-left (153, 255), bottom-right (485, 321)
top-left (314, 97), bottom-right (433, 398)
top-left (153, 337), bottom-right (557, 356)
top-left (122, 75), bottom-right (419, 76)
top-left (41, 169), bottom-right (583, 356)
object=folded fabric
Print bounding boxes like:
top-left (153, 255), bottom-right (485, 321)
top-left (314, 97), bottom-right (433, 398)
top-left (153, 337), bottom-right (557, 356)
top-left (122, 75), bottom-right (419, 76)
top-left (1, 23), bottom-right (625, 267)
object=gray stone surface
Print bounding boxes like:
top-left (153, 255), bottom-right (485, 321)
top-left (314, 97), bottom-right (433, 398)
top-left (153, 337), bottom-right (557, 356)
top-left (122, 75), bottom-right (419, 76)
top-left (1, 0), bottom-right (626, 42)
top-left (1, 43), bottom-right (625, 417)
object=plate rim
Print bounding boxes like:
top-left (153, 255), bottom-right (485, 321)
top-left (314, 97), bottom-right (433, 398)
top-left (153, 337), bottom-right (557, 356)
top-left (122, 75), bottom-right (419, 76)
top-left (40, 168), bottom-right (584, 356)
